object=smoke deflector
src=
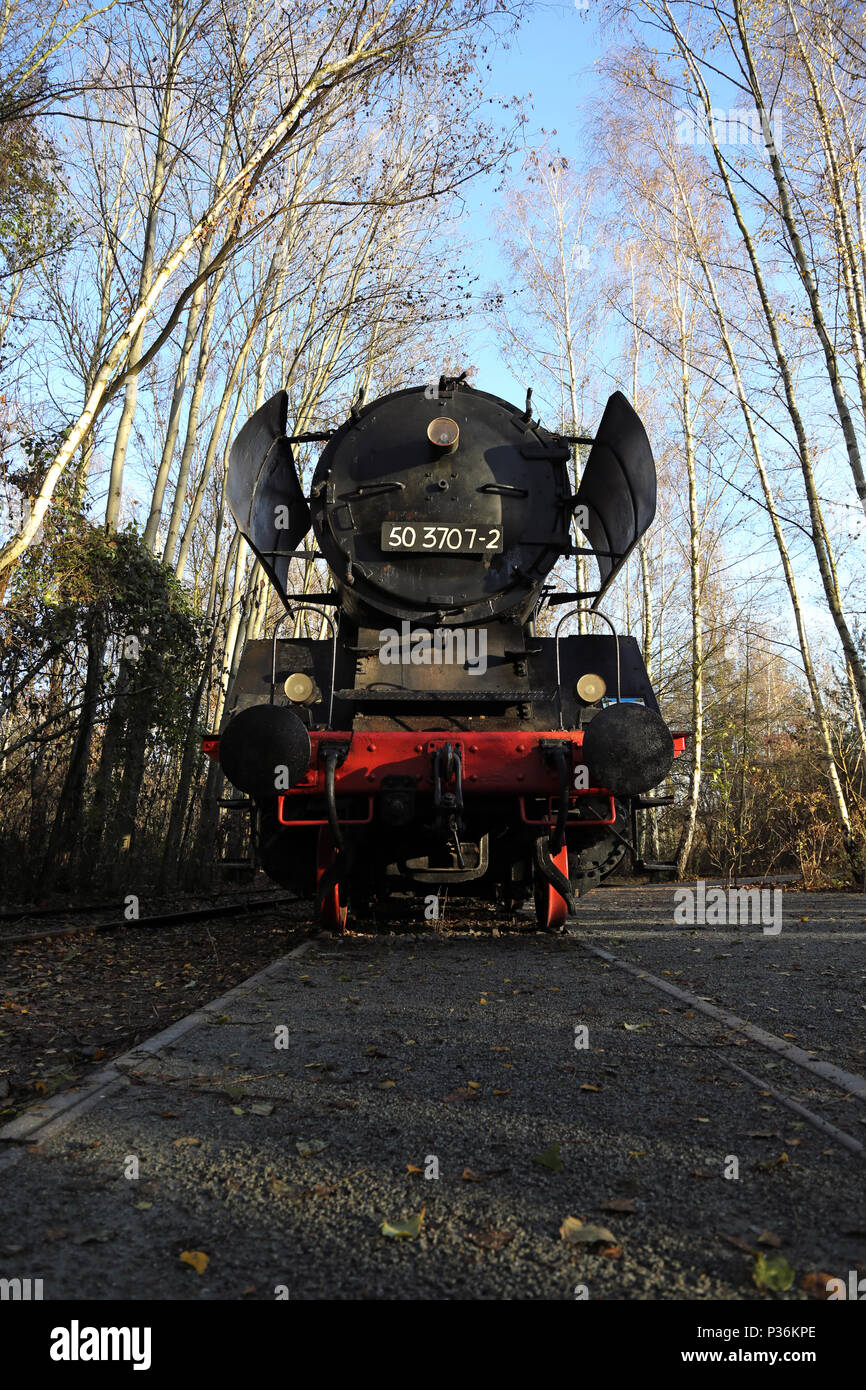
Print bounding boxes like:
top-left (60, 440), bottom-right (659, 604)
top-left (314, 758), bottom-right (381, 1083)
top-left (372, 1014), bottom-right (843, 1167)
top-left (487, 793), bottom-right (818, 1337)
top-left (227, 390), bottom-right (311, 605)
top-left (574, 391), bottom-right (656, 604)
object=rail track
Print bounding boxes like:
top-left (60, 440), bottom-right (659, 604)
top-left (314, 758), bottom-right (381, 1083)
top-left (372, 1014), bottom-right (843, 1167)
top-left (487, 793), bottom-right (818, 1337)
top-left (0, 890), bottom-right (297, 945)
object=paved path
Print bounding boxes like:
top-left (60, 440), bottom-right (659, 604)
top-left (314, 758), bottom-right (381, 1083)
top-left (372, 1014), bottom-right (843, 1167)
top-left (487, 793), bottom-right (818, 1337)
top-left (1, 887), bottom-right (864, 1299)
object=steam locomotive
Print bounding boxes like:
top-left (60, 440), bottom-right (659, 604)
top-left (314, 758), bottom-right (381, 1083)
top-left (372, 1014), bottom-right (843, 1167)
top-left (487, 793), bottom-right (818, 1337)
top-left (202, 376), bottom-right (683, 930)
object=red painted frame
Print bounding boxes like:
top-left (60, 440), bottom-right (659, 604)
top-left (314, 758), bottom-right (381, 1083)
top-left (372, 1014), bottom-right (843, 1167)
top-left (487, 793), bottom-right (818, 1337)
top-left (203, 728), bottom-right (686, 825)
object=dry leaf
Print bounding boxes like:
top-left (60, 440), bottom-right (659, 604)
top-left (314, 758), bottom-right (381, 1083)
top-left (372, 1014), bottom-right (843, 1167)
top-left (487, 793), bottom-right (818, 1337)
top-left (723, 1233), bottom-right (756, 1254)
top-left (533, 1142), bottom-right (564, 1172)
top-left (179, 1250), bottom-right (209, 1274)
top-left (801, 1272), bottom-right (834, 1300)
top-left (440, 1086), bottom-right (477, 1103)
top-left (381, 1209), bottom-right (425, 1239)
top-left (560, 1217), bottom-right (617, 1246)
top-left (295, 1138), bottom-right (327, 1157)
top-left (757, 1230), bottom-right (782, 1247)
top-left (753, 1252), bottom-right (795, 1292)
top-left (755, 1152), bottom-right (789, 1171)
top-left (466, 1228), bottom-right (513, 1250)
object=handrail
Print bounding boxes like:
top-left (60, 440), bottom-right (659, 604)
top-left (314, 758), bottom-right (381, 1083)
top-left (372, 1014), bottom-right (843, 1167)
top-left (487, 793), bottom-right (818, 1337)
top-left (553, 606), bottom-right (622, 730)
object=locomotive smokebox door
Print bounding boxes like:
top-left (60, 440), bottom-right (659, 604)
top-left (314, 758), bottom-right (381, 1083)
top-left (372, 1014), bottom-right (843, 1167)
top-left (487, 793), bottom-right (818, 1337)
top-left (308, 384), bottom-right (572, 626)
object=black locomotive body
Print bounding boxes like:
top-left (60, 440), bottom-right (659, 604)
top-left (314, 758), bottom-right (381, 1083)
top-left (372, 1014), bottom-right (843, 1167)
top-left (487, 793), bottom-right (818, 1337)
top-left (204, 378), bottom-right (682, 929)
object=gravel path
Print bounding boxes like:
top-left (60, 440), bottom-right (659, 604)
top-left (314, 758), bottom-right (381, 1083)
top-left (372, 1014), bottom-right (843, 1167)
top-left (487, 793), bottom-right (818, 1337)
top-left (1, 886), bottom-right (863, 1300)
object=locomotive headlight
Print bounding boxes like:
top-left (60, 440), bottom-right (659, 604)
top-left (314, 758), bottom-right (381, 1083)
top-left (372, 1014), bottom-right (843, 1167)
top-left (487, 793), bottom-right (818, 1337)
top-left (284, 672), bottom-right (320, 706)
top-left (576, 672), bottom-right (606, 704)
top-left (427, 416), bottom-right (460, 453)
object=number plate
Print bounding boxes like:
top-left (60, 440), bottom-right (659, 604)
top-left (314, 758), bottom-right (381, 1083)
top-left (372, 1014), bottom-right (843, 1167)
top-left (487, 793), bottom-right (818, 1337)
top-left (380, 522), bottom-right (503, 554)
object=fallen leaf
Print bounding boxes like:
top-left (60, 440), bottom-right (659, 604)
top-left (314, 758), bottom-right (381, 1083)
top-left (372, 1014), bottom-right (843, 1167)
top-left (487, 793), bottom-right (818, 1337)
top-left (296, 1139), bottom-right (327, 1157)
top-left (801, 1271), bottom-right (834, 1300)
top-left (71, 1228), bottom-right (112, 1245)
top-left (467, 1080), bottom-right (481, 1090)
top-left (580, 1083), bottom-right (600, 1092)
top-left (755, 1152), bottom-right (789, 1172)
top-left (406, 1163), bottom-right (423, 1174)
top-left (133, 1202), bottom-right (152, 1211)
top-left (461, 1168), bottom-right (485, 1182)
top-left (723, 1233), bottom-right (756, 1254)
top-left (250, 1102), bottom-right (274, 1116)
top-left (753, 1252), bottom-right (795, 1292)
top-left (440, 1086), bottom-right (477, 1103)
top-left (173, 1136), bottom-right (201, 1147)
top-left (492, 1088), bottom-right (510, 1096)
top-left (622, 1022), bottom-right (651, 1031)
top-left (465, 1228), bottom-right (513, 1250)
top-left (691, 1168), bottom-right (713, 1179)
top-left (757, 1230), bottom-right (782, 1247)
top-left (381, 1209), bottom-right (425, 1239)
top-left (532, 1142), bottom-right (564, 1172)
top-left (378, 1080), bottom-right (396, 1089)
top-left (560, 1217), bottom-right (617, 1246)
top-left (179, 1250), bottom-right (210, 1274)
top-left (269, 1179), bottom-right (298, 1196)
top-left (600, 1197), bottom-right (636, 1213)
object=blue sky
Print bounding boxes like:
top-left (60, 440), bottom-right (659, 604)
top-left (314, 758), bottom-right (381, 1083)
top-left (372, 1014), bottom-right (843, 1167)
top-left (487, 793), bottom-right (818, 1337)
top-left (458, 2), bottom-right (604, 407)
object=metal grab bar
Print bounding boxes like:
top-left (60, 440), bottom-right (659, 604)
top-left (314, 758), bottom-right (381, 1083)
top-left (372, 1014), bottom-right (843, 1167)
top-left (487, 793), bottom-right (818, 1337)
top-left (270, 605), bottom-right (339, 729)
top-left (553, 606), bottom-right (622, 729)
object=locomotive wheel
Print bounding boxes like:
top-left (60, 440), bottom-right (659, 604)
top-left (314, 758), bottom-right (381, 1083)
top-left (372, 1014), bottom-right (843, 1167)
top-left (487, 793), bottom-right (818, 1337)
top-left (316, 828), bottom-right (348, 932)
top-left (534, 842), bottom-right (570, 931)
